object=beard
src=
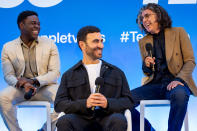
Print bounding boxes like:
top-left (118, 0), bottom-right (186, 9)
top-left (86, 47), bottom-right (102, 60)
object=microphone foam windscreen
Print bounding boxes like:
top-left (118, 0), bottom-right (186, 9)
top-left (145, 43), bottom-right (152, 52)
top-left (95, 77), bottom-right (104, 86)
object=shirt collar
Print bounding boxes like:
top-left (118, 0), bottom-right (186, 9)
top-left (19, 37), bottom-right (39, 46)
top-left (153, 29), bottom-right (164, 38)
top-left (72, 59), bottom-right (113, 71)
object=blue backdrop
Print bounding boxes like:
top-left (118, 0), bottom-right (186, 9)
top-left (0, 0), bottom-right (196, 130)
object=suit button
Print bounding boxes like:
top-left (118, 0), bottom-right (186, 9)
top-left (177, 65), bottom-right (180, 68)
top-left (176, 53), bottom-right (178, 56)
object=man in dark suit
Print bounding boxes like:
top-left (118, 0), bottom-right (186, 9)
top-left (54, 26), bottom-right (133, 131)
top-left (131, 3), bottom-right (196, 131)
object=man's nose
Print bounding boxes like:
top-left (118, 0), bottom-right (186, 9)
top-left (34, 23), bottom-right (40, 28)
top-left (98, 42), bottom-right (104, 48)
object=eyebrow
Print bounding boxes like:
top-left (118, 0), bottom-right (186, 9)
top-left (93, 39), bottom-right (100, 42)
top-left (92, 38), bottom-right (103, 43)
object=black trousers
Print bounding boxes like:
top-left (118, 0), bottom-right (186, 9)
top-left (56, 113), bottom-right (127, 131)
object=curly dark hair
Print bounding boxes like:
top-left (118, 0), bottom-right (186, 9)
top-left (136, 3), bottom-right (172, 34)
top-left (17, 10), bottom-right (38, 29)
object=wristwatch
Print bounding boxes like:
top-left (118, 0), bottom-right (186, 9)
top-left (32, 78), bottom-right (40, 87)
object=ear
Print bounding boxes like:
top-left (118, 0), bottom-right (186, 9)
top-left (79, 41), bottom-right (85, 50)
top-left (19, 22), bottom-right (24, 30)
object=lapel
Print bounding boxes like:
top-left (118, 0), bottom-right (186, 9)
top-left (16, 38), bottom-right (25, 69)
top-left (99, 60), bottom-right (110, 94)
top-left (100, 60), bottom-right (110, 77)
top-left (164, 28), bottom-right (175, 63)
top-left (100, 64), bottom-right (107, 77)
top-left (141, 35), bottom-right (153, 57)
top-left (142, 28), bottom-right (175, 63)
top-left (35, 37), bottom-right (42, 74)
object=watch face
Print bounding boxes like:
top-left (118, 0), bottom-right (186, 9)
top-left (34, 79), bottom-right (40, 87)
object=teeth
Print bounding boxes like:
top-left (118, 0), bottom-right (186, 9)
top-left (32, 31), bottom-right (38, 34)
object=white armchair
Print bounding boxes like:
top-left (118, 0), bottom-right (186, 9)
top-left (17, 101), bottom-right (51, 131)
top-left (140, 100), bottom-right (189, 131)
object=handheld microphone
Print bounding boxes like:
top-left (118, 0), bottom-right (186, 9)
top-left (145, 43), bottom-right (153, 57)
top-left (92, 77), bottom-right (104, 111)
top-left (145, 43), bottom-right (155, 71)
top-left (24, 89), bottom-right (34, 100)
top-left (95, 77), bottom-right (104, 93)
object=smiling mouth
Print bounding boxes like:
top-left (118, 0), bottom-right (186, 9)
top-left (32, 30), bottom-right (39, 35)
top-left (145, 23), bottom-right (151, 28)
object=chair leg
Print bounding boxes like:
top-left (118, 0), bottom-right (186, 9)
top-left (46, 103), bottom-right (51, 131)
top-left (140, 103), bottom-right (145, 131)
top-left (184, 111), bottom-right (189, 131)
top-left (139, 100), bottom-right (189, 131)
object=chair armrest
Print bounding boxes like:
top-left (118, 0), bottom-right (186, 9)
top-left (124, 109), bottom-right (132, 131)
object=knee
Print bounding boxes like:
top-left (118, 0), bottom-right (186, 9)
top-left (170, 86), bottom-right (190, 106)
top-left (0, 93), bottom-right (6, 110)
top-left (0, 91), bottom-right (11, 105)
top-left (56, 114), bottom-right (73, 129)
top-left (0, 86), bottom-right (17, 105)
top-left (0, 92), bottom-right (7, 106)
top-left (108, 113), bottom-right (127, 128)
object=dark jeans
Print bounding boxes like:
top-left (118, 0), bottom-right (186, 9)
top-left (131, 81), bottom-right (191, 131)
top-left (56, 113), bottom-right (127, 131)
